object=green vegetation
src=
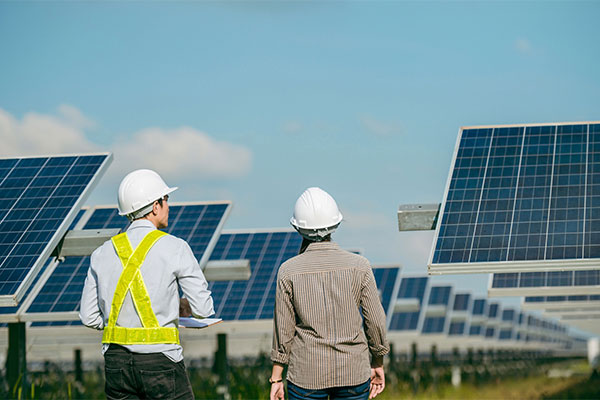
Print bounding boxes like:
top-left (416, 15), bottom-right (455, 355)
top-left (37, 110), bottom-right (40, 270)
top-left (1, 357), bottom-right (597, 399)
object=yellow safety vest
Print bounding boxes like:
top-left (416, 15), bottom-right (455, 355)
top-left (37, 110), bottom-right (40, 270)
top-left (102, 230), bottom-right (180, 345)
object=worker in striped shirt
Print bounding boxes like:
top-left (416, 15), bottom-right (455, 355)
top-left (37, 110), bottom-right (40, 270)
top-left (270, 187), bottom-right (389, 400)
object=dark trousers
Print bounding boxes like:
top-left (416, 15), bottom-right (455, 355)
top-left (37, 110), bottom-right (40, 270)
top-left (104, 344), bottom-right (194, 400)
top-left (287, 380), bottom-right (370, 400)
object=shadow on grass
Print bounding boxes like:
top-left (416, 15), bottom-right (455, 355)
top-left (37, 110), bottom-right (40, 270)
top-left (542, 371), bottom-right (600, 400)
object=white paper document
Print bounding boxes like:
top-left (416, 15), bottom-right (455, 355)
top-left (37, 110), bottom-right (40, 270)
top-left (179, 317), bottom-right (223, 329)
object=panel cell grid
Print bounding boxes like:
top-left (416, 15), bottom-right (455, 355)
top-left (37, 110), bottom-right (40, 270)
top-left (208, 231), bottom-right (302, 320)
top-left (25, 203), bottom-right (230, 315)
top-left (492, 270), bottom-right (600, 288)
top-left (0, 154), bottom-right (109, 302)
top-left (430, 122), bottom-right (600, 272)
top-left (373, 267), bottom-right (400, 315)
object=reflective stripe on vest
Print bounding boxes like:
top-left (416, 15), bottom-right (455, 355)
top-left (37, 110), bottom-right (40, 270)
top-left (102, 229), bottom-right (180, 345)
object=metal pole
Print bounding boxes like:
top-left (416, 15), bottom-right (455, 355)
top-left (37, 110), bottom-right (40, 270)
top-left (7, 322), bottom-right (27, 399)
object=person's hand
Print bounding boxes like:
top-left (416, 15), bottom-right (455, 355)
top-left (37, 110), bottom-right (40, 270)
top-left (369, 366), bottom-right (385, 399)
top-left (270, 382), bottom-right (284, 400)
top-left (179, 298), bottom-right (192, 317)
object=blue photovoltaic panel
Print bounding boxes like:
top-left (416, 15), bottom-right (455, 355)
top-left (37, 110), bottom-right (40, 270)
top-left (389, 277), bottom-right (428, 331)
top-left (427, 286), bottom-right (452, 305)
top-left (469, 298), bottom-right (488, 335)
top-left (0, 154), bottom-right (110, 304)
top-left (488, 303), bottom-right (500, 318)
top-left (492, 270), bottom-right (600, 288)
top-left (502, 309), bottom-right (516, 322)
top-left (208, 230), bottom-right (302, 320)
top-left (449, 321), bottom-right (466, 335)
top-left (0, 208), bottom-right (88, 318)
top-left (430, 122), bottom-right (600, 272)
top-left (453, 293), bottom-right (471, 311)
top-left (373, 267), bottom-right (400, 315)
top-left (525, 295), bottom-right (600, 303)
top-left (24, 202), bottom-right (230, 317)
top-left (422, 286), bottom-right (452, 334)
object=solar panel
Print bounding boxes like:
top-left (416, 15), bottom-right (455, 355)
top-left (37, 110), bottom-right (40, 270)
top-left (448, 292), bottom-right (471, 336)
top-left (208, 229), bottom-right (302, 320)
top-left (468, 298), bottom-right (488, 336)
top-left (20, 202), bottom-right (231, 322)
top-left (422, 285), bottom-right (452, 334)
top-left (0, 154), bottom-right (111, 306)
top-left (389, 276), bottom-right (428, 331)
top-left (489, 270), bottom-right (600, 296)
top-left (429, 122), bottom-right (600, 274)
top-left (372, 266), bottom-right (402, 324)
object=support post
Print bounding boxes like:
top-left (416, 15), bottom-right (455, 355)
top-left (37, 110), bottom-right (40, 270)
top-left (7, 322), bottom-right (27, 399)
top-left (213, 333), bottom-right (229, 400)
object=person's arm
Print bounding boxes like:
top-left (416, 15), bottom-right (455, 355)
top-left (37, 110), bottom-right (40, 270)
top-left (79, 252), bottom-right (104, 330)
top-left (270, 271), bottom-right (295, 399)
top-left (176, 240), bottom-right (214, 318)
top-left (360, 267), bottom-right (390, 399)
top-left (269, 362), bottom-right (285, 400)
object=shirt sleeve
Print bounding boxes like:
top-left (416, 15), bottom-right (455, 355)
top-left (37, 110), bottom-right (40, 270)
top-left (176, 240), bottom-right (215, 318)
top-left (271, 271), bottom-right (296, 365)
top-left (360, 267), bottom-right (390, 357)
top-left (79, 251), bottom-right (104, 330)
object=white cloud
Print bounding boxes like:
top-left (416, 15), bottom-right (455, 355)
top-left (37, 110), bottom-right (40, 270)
top-left (515, 38), bottom-right (532, 55)
top-left (57, 104), bottom-right (96, 129)
top-left (112, 127), bottom-right (252, 180)
top-left (0, 107), bottom-right (99, 156)
top-left (0, 107), bottom-right (252, 181)
top-left (359, 114), bottom-right (402, 137)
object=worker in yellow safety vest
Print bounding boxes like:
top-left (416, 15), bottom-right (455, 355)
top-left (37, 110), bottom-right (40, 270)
top-left (80, 169), bottom-right (214, 400)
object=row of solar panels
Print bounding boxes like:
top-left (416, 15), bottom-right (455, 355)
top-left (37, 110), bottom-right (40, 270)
top-left (0, 199), bottom-right (586, 351)
top-left (374, 272), bottom-right (585, 349)
top-left (0, 152), bottom-right (594, 346)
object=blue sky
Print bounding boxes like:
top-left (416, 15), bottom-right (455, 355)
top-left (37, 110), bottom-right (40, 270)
top-left (1, 1), bottom-right (599, 311)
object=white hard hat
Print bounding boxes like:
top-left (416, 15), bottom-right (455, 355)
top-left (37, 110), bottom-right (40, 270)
top-left (290, 187), bottom-right (343, 240)
top-left (117, 169), bottom-right (178, 220)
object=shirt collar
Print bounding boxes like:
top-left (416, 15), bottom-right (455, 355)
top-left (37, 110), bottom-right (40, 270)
top-left (128, 219), bottom-right (157, 230)
top-left (305, 241), bottom-right (340, 252)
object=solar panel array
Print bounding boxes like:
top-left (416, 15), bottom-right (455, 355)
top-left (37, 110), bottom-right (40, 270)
top-left (490, 270), bottom-right (600, 296)
top-left (208, 230), bottom-right (302, 320)
top-left (25, 202), bottom-right (231, 325)
top-left (389, 277), bottom-right (428, 331)
top-left (430, 122), bottom-right (600, 273)
top-left (0, 154), bottom-right (111, 305)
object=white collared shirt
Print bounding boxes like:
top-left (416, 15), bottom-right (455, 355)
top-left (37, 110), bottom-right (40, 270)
top-left (79, 219), bottom-right (214, 362)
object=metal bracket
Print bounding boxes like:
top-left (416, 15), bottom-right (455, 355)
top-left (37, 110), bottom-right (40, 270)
top-left (203, 260), bottom-right (251, 281)
top-left (397, 203), bottom-right (440, 231)
top-left (53, 229), bottom-right (122, 257)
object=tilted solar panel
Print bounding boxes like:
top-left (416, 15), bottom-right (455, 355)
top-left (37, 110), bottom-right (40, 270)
top-left (389, 276), bottom-right (428, 331)
top-left (422, 285), bottom-right (453, 334)
top-left (429, 122), bottom-right (600, 274)
top-left (489, 270), bottom-right (600, 296)
top-left (372, 267), bottom-right (401, 318)
top-left (208, 229), bottom-right (302, 320)
top-left (0, 154), bottom-right (111, 306)
top-left (448, 292), bottom-right (471, 336)
top-left (21, 202), bottom-right (231, 322)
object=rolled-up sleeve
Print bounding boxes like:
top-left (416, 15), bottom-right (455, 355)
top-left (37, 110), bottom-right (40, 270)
top-left (176, 240), bottom-right (214, 318)
top-left (79, 251), bottom-right (104, 330)
top-left (360, 269), bottom-right (390, 357)
top-left (271, 272), bottom-right (296, 365)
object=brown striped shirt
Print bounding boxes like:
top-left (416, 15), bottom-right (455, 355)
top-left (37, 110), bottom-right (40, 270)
top-left (271, 241), bottom-right (389, 390)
